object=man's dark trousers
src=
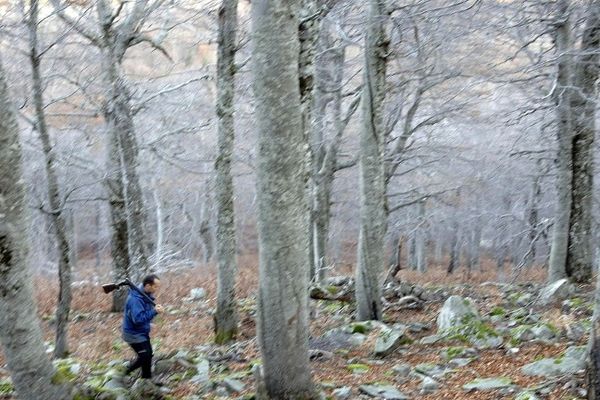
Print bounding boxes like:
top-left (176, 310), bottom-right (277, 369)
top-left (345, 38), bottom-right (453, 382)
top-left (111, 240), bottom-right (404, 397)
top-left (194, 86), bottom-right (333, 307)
top-left (126, 340), bottom-right (153, 378)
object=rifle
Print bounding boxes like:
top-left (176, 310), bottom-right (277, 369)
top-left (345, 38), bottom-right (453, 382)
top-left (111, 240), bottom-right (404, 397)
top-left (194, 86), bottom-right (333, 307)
top-left (101, 278), bottom-right (156, 306)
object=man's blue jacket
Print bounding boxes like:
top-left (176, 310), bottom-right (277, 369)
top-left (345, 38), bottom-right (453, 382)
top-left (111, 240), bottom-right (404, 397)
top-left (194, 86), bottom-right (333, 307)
top-left (122, 286), bottom-right (157, 343)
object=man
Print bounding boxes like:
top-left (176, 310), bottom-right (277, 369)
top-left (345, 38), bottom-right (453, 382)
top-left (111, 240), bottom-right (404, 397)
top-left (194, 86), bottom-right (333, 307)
top-left (122, 274), bottom-right (164, 380)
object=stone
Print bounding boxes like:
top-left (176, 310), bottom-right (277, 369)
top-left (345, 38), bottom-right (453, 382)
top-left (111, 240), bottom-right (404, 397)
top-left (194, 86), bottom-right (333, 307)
top-left (532, 325), bottom-right (556, 341)
top-left (190, 358), bottom-right (210, 384)
top-left (516, 293), bottom-right (534, 307)
top-left (472, 335), bottom-right (503, 349)
top-left (332, 386), bottom-right (352, 400)
top-left (463, 377), bottom-right (513, 391)
top-left (566, 323), bottom-right (586, 341)
top-left (421, 377), bottom-right (439, 394)
top-left (420, 335), bottom-right (442, 345)
top-left (222, 377), bottom-right (245, 393)
top-left (437, 296), bottom-right (479, 331)
top-left (449, 357), bottom-right (474, 368)
top-left (413, 363), bottom-right (450, 379)
top-left (515, 391), bottom-right (541, 400)
top-left (391, 363), bottom-right (411, 377)
top-left (374, 326), bottom-right (409, 357)
top-left (511, 326), bottom-right (535, 342)
top-left (189, 288), bottom-right (206, 300)
top-left (359, 384), bottom-right (409, 399)
top-left (538, 279), bottom-right (573, 305)
top-left (521, 347), bottom-right (586, 377)
top-left (130, 379), bottom-right (166, 400)
top-left (309, 349), bottom-right (334, 361)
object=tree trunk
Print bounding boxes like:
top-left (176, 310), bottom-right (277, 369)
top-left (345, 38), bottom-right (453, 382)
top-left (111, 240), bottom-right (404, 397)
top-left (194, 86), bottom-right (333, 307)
top-left (311, 28), bottom-right (346, 282)
top-left (252, 0), bottom-right (316, 397)
top-left (199, 189), bottom-right (214, 264)
top-left (447, 220), bottom-right (460, 274)
top-left (214, 0), bottom-right (239, 345)
top-left (26, 0), bottom-right (73, 358)
top-left (565, 0), bottom-right (600, 284)
top-left (469, 217), bottom-right (482, 271)
top-left (525, 167), bottom-right (542, 267)
top-left (101, 39), bottom-right (151, 279)
top-left (355, 0), bottom-right (388, 321)
top-left (416, 200), bottom-right (427, 273)
top-left (107, 129), bottom-right (130, 311)
top-left (548, 0), bottom-right (572, 283)
top-left (0, 53), bottom-right (71, 400)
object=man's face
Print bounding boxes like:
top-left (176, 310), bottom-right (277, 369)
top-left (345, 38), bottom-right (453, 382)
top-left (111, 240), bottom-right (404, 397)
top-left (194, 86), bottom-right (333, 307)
top-left (144, 279), bottom-right (160, 295)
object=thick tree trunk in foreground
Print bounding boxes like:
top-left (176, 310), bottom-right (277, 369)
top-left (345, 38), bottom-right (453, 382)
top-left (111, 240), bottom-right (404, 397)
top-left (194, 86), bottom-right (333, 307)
top-left (0, 55), bottom-right (71, 400)
top-left (355, 0), bottom-right (388, 321)
top-left (214, 0), bottom-right (239, 345)
top-left (252, 0), bottom-right (316, 398)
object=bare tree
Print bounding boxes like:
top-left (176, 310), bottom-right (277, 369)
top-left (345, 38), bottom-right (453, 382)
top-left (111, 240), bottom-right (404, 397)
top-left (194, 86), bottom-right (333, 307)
top-left (24, 0), bottom-right (74, 358)
top-left (0, 54), bottom-right (72, 400)
top-left (548, 0), bottom-right (573, 282)
top-left (252, 0), bottom-right (316, 397)
top-left (214, 0), bottom-right (239, 345)
top-left (565, 0), bottom-right (600, 283)
top-left (355, 0), bottom-right (389, 321)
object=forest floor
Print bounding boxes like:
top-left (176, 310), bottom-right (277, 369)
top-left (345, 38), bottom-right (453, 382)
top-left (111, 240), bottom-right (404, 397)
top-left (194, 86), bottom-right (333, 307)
top-left (0, 257), bottom-right (592, 400)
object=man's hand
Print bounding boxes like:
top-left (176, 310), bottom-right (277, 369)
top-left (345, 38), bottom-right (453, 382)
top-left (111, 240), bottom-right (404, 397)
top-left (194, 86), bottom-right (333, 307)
top-left (155, 304), bottom-right (164, 314)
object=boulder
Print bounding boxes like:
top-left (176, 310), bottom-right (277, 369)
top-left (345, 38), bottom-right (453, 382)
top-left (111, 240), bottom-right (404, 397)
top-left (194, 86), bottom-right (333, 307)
top-left (332, 386), bottom-right (352, 400)
top-left (374, 326), bottom-right (409, 357)
top-left (359, 384), bottom-right (409, 399)
top-left (538, 279), bottom-right (573, 305)
top-left (463, 377), bottom-right (513, 391)
top-left (437, 296), bottom-right (479, 331)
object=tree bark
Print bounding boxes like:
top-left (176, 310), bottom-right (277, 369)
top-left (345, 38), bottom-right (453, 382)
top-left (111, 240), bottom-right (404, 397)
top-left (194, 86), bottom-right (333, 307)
top-left (355, 0), bottom-right (388, 321)
top-left (214, 0), bottom-right (239, 345)
top-left (565, 0), bottom-right (600, 284)
top-left (415, 200), bottom-right (427, 273)
top-left (548, 0), bottom-right (572, 283)
top-left (0, 53), bottom-right (71, 400)
top-left (107, 128), bottom-right (130, 311)
top-left (252, 0), bottom-right (316, 397)
top-left (26, 0), bottom-right (73, 358)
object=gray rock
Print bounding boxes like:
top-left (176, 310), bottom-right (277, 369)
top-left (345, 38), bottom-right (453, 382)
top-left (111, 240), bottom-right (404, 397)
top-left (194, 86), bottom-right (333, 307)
top-left (521, 347), bottom-right (586, 377)
top-left (449, 358), bottom-right (475, 368)
top-left (359, 384), bottom-right (409, 399)
top-left (391, 363), bottom-right (411, 377)
top-left (222, 377), bottom-right (245, 393)
top-left (472, 335), bottom-right (503, 349)
top-left (511, 326), bottom-right (535, 342)
top-left (515, 391), bottom-right (540, 400)
top-left (408, 322), bottom-right (429, 333)
top-left (189, 288), bottom-right (206, 300)
top-left (420, 335), bottom-right (442, 345)
top-left (190, 358), bottom-right (210, 384)
top-left (538, 279), bottom-right (573, 305)
top-left (413, 363), bottom-right (450, 379)
top-left (332, 386), bottom-right (352, 400)
top-left (463, 377), bottom-right (513, 391)
top-left (516, 293), bottom-right (534, 307)
top-left (532, 325), bottom-right (556, 341)
top-left (154, 359), bottom-right (176, 375)
top-left (309, 349), bottom-right (334, 361)
top-left (130, 379), bottom-right (166, 400)
top-left (437, 296), bottom-right (479, 331)
top-left (214, 386), bottom-right (229, 397)
top-left (421, 377), bottom-right (439, 394)
top-left (566, 323), bottom-right (586, 341)
top-left (374, 326), bottom-right (408, 357)
top-left (348, 333), bottom-right (368, 347)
